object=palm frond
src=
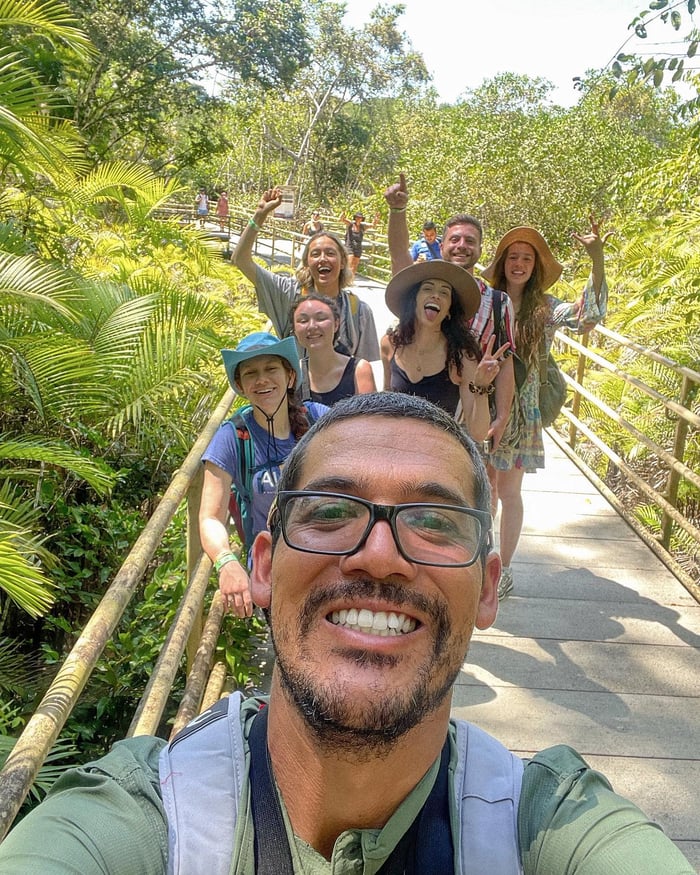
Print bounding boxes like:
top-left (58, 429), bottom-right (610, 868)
top-left (0, 438), bottom-right (115, 494)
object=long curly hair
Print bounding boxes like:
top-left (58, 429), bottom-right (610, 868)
top-left (295, 231), bottom-right (354, 291)
top-left (387, 282), bottom-right (481, 377)
top-left (488, 247), bottom-right (550, 370)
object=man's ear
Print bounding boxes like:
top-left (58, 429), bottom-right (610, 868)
top-left (250, 531), bottom-right (273, 608)
top-left (475, 550), bottom-right (500, 630)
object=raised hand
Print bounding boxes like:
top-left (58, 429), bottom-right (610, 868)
top-left (572, 214), bottom-right (614, 261)
top-left (384, 172), bottom-right (409, 210)
top-left (474, 335), bottom-right (511, 387)
top-left (257, 186), bottom-right (283, 218)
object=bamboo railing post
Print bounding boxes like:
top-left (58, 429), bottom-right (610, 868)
top-left (186, 465), bottom-right (204, 671)
top-left (568, 331), bottom-right (590, 451)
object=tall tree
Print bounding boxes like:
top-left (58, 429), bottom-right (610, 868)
top-left (213, 1), bottom-right (430, 205)
top-left (47, 0), bottom-right (311, 164)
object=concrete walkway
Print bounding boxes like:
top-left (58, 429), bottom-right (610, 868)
top-left (453, 433), bottom-right (700, 868)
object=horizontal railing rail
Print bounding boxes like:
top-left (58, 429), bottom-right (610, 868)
top-left (550, 324), bottom-right (699, 597)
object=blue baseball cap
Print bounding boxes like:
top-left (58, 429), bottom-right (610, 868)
top-left (221, 332), bottom-right (302, 392)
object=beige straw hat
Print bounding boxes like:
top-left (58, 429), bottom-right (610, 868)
top-left (385, 260), bottom-right (481, 319)
top-left (481, 227), bottom-right (563, 292)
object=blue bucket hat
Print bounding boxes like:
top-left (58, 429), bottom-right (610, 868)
top-left (221, 332), bottom-right (302, 392)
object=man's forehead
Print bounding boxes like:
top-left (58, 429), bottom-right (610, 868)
top-left (300, 416), bottom-right (473, 481)
top-left (446, 223), bottom-right (480, 239)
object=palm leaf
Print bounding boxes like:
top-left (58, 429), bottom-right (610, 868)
top-left (0, 438), bottom-right (115, 493)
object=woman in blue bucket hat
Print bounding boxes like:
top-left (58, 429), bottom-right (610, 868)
top-left (199, 332), bottom-right (328, 617)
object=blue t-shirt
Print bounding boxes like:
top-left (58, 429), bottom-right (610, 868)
top-left (202, 403), bottom-right (328, 541)
top-left (410, 237), bottom-right (442, 261)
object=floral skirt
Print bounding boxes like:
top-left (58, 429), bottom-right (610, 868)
top-left (489, 366), bottom-right (545, 473)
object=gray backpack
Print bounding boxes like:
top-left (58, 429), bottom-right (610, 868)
top-left (159, 693), bottom-right (524, 874)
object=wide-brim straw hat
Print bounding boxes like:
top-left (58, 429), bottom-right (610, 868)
top-left (481, 227), bottom-right (563, 292)
top-left (385, 260), bottom-right (481, 320)
top-left (221, 332), bottom-right (301, 392)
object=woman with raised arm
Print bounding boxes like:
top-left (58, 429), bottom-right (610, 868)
top-left (292, 293), bottom-right (377, 405)
top-left (380, 260), bottom-right (508, 442)
top-left (481, 218), bottom-right (611, 599)
top-left (232, 187), bottom-right (380, 363)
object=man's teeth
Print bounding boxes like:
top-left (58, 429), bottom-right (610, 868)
top-left (329, 608), bottom-right (417, 636)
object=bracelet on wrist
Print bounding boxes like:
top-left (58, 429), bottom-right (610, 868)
top-left (214, 551), bottom-right (237, 573)
top-left (469, 381), bottom-right (495, 396)
top-left (390, 207), bottom-right (406, 213)
top-left (248, 218), bottom-right (260, 230)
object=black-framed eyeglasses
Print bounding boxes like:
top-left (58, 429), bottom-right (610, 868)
top-left (269, 491), bottom-right (492, 568)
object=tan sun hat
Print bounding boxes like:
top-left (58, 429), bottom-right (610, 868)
top-left (481, 227), bottom-right (563, 292)
top-left (385, 260), bottom-right (481, 320)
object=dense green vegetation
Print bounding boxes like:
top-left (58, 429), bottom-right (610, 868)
top-left (0, 0), bottom-right (698, 798)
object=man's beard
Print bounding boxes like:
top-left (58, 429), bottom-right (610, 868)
top-left (269, 578), bottom-right (467, 757)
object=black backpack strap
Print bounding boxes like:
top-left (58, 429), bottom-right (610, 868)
top-left (492, 288), bottom-right (502, 346)
top-left (377, 737), bottom-right (454, 874)
top-left (230, 411), bottom-right (255, 503)
top-left (249, 706), bottom-right (295, 875)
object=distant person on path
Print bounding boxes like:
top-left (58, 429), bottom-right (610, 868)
top-left (194, 188), bottom-right (209, 228)
top-left (292, 292), bottom-right (376, 405)
top-left (380, 260), bottom-right (507, 440)
top-left (301, 209), bottom-right (324, 238)
top-left (341, 210), bottom-right (379, 277)
top-left (199, 331), bottom-right (327, 618)
top-left (215, 190), bottom-right (229, 231)
top-left (1, 393), bottom-right (694, 874)
top-left (480, 219), bottom-right (611, 599)
top-left (411, 220), bottom-right (442, 262)
top-left (232, 186), bottom-right (380, 363)
top-left (384, 173), bottom-right (517, 457)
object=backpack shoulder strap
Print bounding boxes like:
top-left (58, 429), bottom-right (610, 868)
top-left (223, 407), bottom-right (256, 548)
top-left (159, 692), bottom-right (248, 875)
top-left (491, 288), bottom-right (503, 347)
top-left (227, 407), bottom-right (255, 502)
top-left (453, 719), bottom-right (524, 874)
top-left (346, 290), bottom-right (361, 318)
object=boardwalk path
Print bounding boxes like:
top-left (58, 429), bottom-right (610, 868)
top-left (243, 244), bottom-right (700, 868)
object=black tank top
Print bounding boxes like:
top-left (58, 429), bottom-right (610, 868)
top-left (390, 357), bottom-right (459, 416)
top-left (310, 357), bottom-right (358, 406)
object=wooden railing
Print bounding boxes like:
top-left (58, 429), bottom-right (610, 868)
top-left (549, 323), bottom-right (700, 598)
top-left (153, 201), bottom-right (392, 282)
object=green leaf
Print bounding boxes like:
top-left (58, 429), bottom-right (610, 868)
top-left (671, 10), bottom-right (682, 29)
top-left (687, 40), bottom-right (698, 58)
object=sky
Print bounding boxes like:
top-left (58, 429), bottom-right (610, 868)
top-left (342, 0), bottom-right (682, 107)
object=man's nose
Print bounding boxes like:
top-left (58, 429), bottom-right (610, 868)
top-left (339, 519), bottom-right (416, 580)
